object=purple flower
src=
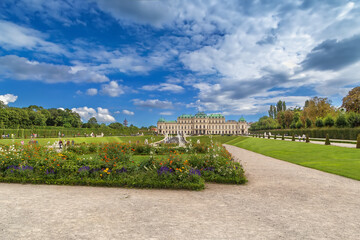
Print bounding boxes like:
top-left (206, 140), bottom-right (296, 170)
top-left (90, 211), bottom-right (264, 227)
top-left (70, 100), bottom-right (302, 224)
top-left (116, 167), bottom-right (127, 173)
top-left (45, 169), bottom-right (55, 175)
top-left (189, 168), bottom-right (201, 176)
top-left (157, 166), bottom-right (174, 175)
top-left (78, 166), bottom-right (90, 172)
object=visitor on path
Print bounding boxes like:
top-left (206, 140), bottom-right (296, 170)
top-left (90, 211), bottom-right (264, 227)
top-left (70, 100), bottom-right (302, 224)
top-left (302, 134), bottom-right (306, 141)
top-left (71, 140), bottom-right (75, 146)
top-left (298, 135), bottom-right (301, 141)
top-left (59, 140), bottom-right (63, 149)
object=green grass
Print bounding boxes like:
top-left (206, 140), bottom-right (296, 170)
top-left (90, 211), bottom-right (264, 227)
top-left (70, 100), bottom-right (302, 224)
top-left (187, 135), bottom-right (239, 144)
top-left (227, 137), bottom-right (360, 180)
top-left (0, 136), bottom-right (163, 145)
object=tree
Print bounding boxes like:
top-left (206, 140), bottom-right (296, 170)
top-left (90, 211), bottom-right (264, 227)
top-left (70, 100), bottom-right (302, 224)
top-left (315, 118), bottom-right (324, 127)
top-left (109, 122), bottom-right (123, 129)
top-left (296, 120), bottom-right (303, 129)
top-left (87, 117), bottom-right (99, 128)
top-left (305, 118), bottom-right (312, 128)
top-left (342, 86), bottom-right (360, 113)
top-left (347, 112), bottom-right (360, 127)
top-left (323, 115), bottom-right (335, 127)
top-left (302, 97), bottom-right (335, 123)
top-left (335, 114), bottom-right (348, 127)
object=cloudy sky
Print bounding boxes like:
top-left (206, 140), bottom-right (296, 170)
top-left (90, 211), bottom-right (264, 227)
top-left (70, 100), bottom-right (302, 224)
top-left (0, 0), bottom-right (359, 126)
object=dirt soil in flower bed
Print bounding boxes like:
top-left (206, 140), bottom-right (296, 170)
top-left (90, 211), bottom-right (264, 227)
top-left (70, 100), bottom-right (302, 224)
top-left (1, 144), bottom-right (359, 239)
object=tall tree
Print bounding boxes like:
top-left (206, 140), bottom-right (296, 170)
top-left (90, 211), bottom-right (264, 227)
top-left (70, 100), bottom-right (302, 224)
top-left (342, 86), bottom-right (360, 113)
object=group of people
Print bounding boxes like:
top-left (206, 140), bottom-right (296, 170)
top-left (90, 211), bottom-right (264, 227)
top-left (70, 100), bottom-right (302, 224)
top-left (298, 134), bottom-right (307, 142)
top-left (58, 140), bottom-right (75, 149)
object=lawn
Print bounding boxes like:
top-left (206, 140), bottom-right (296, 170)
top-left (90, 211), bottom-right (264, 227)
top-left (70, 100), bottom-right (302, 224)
top-left (0, 136), bottom-right (163, 145)
top-left (226, 137), bottom-right (360, 180)
top-left (187, 135), bottom-right (239, 144)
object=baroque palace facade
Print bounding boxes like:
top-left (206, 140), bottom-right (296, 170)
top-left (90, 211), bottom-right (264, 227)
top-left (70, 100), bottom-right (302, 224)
top-left (157, 112), bottom-right (249, 135)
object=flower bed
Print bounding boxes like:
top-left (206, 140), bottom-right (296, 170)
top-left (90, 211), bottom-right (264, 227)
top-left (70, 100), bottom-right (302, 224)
top-left (0, 142), bottom-right (246, 190)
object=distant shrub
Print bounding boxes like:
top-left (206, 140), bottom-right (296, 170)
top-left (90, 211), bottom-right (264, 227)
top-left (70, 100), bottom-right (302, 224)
top-left (292, 134), bottom-right (295, 141)
top-left (324, 116), bottom-right (335, 127)
top-left (315, 118), bottom-right (324, 127)
top-left (306, 135), bottom-right (309, 143)
top-left (357, 134), bottom-right (360, 149)
top-left (282, 134), bottom-right (284, 140)
top-left (335, 114), bottom-right (348, 127)
top-left (296, 120), bottom-right (303, 129)
top-left (305, 118), bottom-right (312, 128)
top-left (347, 112), bottom-right (360, 128)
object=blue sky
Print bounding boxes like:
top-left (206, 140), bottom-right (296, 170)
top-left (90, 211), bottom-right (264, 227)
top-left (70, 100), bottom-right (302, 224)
top-left (0, 0), bottom-right (359, 126)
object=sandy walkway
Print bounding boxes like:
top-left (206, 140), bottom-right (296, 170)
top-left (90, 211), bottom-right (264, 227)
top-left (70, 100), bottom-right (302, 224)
top-left (0, 145), bottom-right (359, 240)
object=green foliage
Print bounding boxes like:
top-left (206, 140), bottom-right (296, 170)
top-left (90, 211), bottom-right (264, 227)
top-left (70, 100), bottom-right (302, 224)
top-left (0, 142), bottom-right (246, 190)
top-left (282, 134), bottom-right (285, 140)
top-left (347, 112), bottom-right (360, 128)
top-left (335, 114), bottom-right (348, 127)
top-left (342, 86), bottom-right (360, 113)
top-left (250, 116), bottom-right (279, 131)
top-left (305, 118), bottom-right (312, 128)
top-left (292, 134), bottom-right (295, 141)
top-left (315, 118), bottom-right (324, 127)
top-left (325, 134), bottom-right (331, 145)
top-left (306, 135), bottom-right (309, 143)
top-left (323, 115), bottom-right (335, 127)
top-left (274, 134), bottom-right (277, 139)
top-left (357, 134), bottom-right (360, 149)
top-left (296, 120), bottom-right (303, 129)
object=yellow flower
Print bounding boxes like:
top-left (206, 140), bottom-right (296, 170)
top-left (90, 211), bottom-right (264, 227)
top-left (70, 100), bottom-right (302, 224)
top-left (100, 174), bottom-right (102, 177)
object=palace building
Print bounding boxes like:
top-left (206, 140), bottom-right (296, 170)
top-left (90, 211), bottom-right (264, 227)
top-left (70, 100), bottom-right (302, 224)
top-left (157, 112), bottom-right (249, 135)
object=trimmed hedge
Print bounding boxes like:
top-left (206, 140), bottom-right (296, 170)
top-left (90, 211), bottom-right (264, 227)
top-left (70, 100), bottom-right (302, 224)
top-left (251, 128), bottom-right (360, 140)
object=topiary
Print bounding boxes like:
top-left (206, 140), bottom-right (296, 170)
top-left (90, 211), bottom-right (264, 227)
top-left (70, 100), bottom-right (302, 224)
top-left (306, 135), bottom-right (310, 143)
top-left (357, 134), bottom-right (360, 149)
top-left (282, 134), bottom-right (285, 140)
top-left (325, 133), bottom-right (331, 145)
top-left (274, 135), bottom-right (277, 140)
top-left (292, 134), bottom-right (295, 141)
top-left (268, 135), bottom-right (270, 139)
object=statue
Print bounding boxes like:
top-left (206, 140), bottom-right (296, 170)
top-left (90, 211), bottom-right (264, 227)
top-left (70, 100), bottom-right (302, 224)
top-left (144, 139), bottom-right (148, 145)
top-left (197, 139), bottom-right (200, 144)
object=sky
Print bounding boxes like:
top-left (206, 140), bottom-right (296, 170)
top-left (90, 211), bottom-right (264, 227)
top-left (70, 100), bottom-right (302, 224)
top-left (0, 0), bottom-right (359, 127)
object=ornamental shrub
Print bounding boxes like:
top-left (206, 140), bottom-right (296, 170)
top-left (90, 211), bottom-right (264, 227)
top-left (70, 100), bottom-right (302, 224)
top-left (274, 134), bottom-right (277, 139)
top-left (315, 118), bottom-right (324, 127)
top-left (292, 134), bottom-right (295, 141)
top-left (305, 118), bottom-right (312, 128)
top-left (324, 115), bottom-right (335, 127)
top-left (306, 135), bottom-right (309, 143)
top-left (325, 133), bottom-right (331, 145)
top-left (357, 134), bottom-right (360, 149)
top-left (347, 112), bottom-right (360, 128)
top-left (282, 134), bottom-right (284, 140)
top-left (335, 114), bottom-right (348, 127)
top-left (296, 120), bottom-right (303, 129)
top-left (268, 134), bottom-right (270, 139)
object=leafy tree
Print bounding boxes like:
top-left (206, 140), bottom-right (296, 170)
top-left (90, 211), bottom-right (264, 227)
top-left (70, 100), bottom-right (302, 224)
top-left (323, 115), bottom-right (335, 127)
top-left (302, 97), bottom-right (335, 123)
top-left (347, 112), bottom-right (360, 128)
top-left (305, 118), bottom-right (312, 128)
top-left (296, 120), bottom-right (303, 129)
top-left (87, 117), bottom-right (99, 128)
top-left (315, 118), bottom-right (324, 127)
top-left (342, 86), bottom-right (360, 113)
top-left (109, 122), bottom-right (123, 129)
top-left (335, 114), bottom-right (348, 127)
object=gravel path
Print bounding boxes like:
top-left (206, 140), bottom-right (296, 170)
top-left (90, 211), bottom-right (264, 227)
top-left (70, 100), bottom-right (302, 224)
top-left (1, 145), bottom-right (359, 240)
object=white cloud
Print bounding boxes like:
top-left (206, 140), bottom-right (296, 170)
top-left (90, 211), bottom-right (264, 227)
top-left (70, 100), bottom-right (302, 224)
top-left (100, 81), bottom-right (125, 97)
top-left (122, 110), bottom-right (134, 116)
top-left (0, 94), bottom-right (18, 105)
top-left (132, 99), bottom-right (173, 109)
top-left (0, 20), bottom-right (64, 54)
top-left (86, 88), bottom-right (98, 96)
top-left (160, 111), bottom-right (173, 116)
top-left (141, 83), bottom-right (184, 93)
top-left (0, 55), bottom-right (109, 84)
top-left (71, 107), bottom-right (115, 123)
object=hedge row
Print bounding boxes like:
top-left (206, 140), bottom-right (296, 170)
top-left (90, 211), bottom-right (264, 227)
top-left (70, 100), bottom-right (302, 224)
top-left (250, 128), bottom-right (360, 140)
top-left (0, 128), bottom-right (148, 139)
